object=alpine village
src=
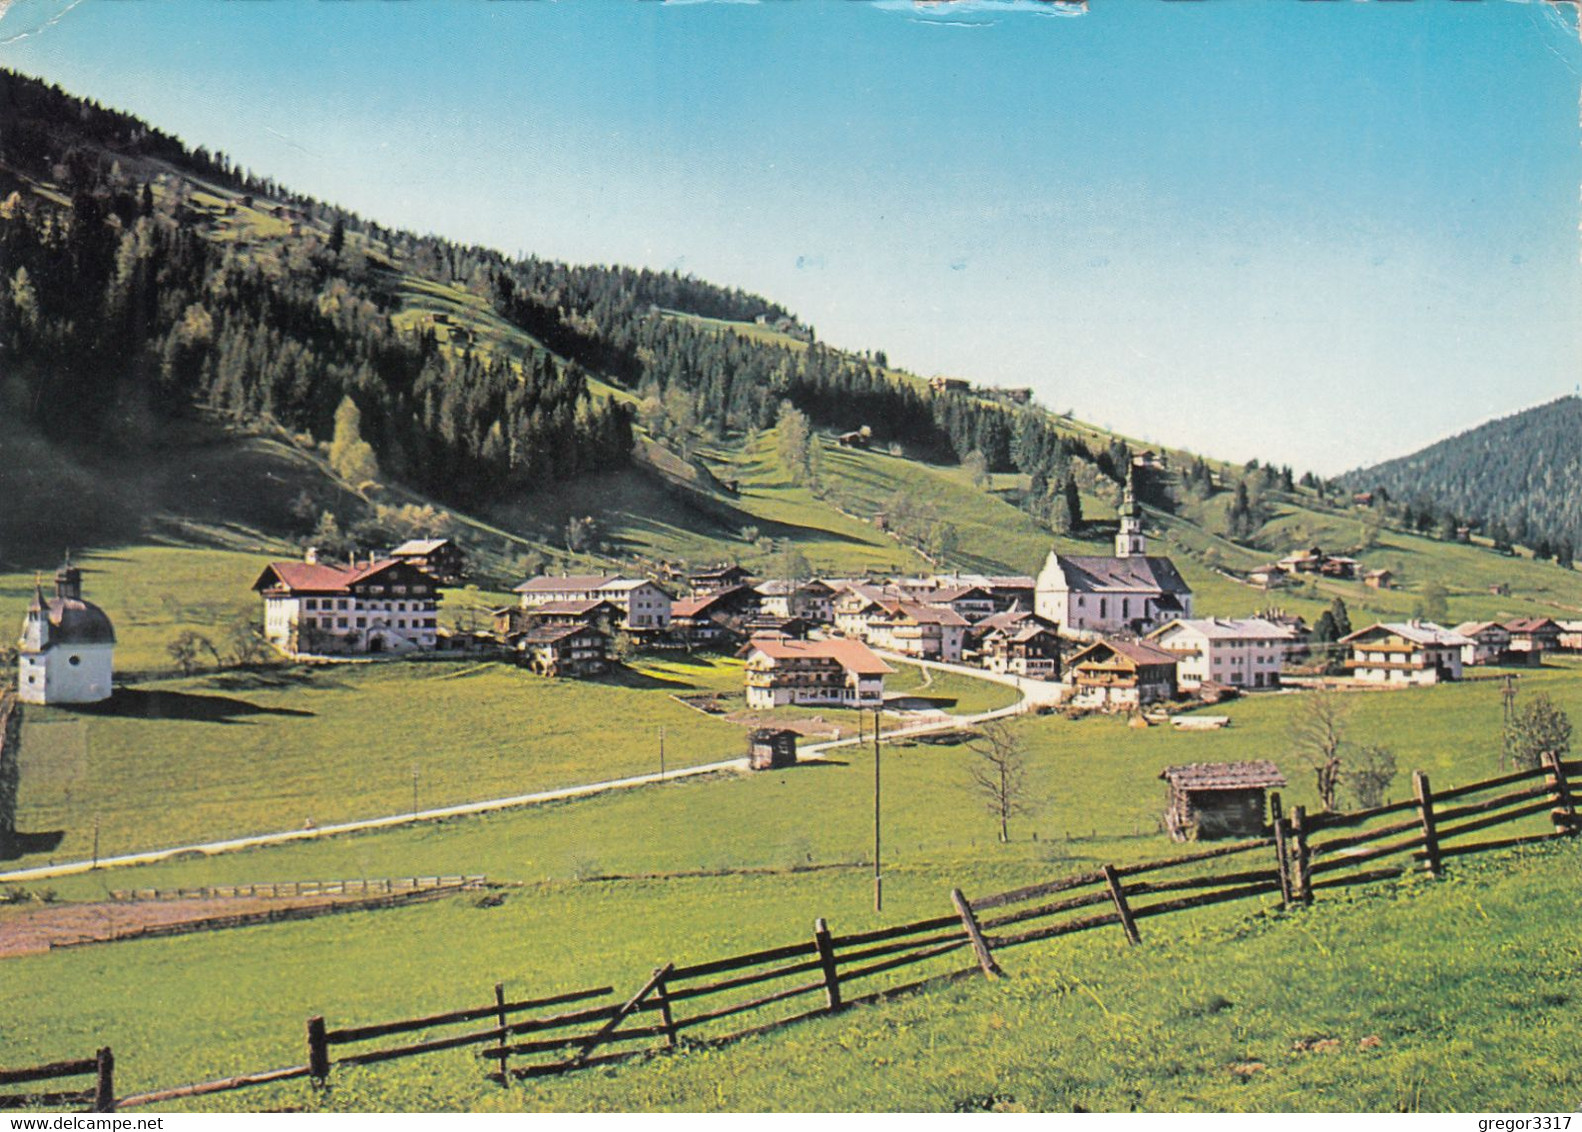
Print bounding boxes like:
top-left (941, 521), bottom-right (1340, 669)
top-left (2, 69), bottom-right (1581, 1115)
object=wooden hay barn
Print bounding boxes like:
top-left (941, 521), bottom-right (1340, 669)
top-left (1160, 760), bottom-right (1285, 842)
top-left (748, 728), bottom-right (798, 771)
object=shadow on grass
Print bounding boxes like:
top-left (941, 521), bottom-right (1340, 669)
top-left (73, 688), bottom-right (315, 724)
top-left (596, 667), bottom-right (698, 691)
top-left (0, 830), bottom-right (66, 861)
top-left (888, 695), bottom-right (962, 712)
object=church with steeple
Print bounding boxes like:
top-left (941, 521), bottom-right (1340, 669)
top-left (1034, 468), bottom-right (1193, 638)
top-left (17, 554), bottom-right (117, 705)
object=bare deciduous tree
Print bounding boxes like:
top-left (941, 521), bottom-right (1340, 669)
top-left (1341, 744), bottom-right (1397, 810)
top-left (967, 719), bottom-right (1036, 843)
top-left (1289, 687), bottom-right (1351, 811)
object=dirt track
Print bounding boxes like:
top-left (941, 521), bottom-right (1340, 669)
top-left (0, 894), bottom-right (360, 958)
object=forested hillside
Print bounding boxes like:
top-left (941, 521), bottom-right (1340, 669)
top-left (0, 68), bottom-right (1118, 531)
top-left (1344, 396), bottom-right (1582, 561)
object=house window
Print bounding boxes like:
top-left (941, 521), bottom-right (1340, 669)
top-left (357, 617), bottom-right (367, 628)
top-left (305, 599), bottom-right (318, 610)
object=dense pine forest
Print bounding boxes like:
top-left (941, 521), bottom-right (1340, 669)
top-left (1344, 397), bottom-right (1582, 563)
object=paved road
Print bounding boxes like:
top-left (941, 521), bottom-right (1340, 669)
top-left (0, 657), bottom-right (1054, 884)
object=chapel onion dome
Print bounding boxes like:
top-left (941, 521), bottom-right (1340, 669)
top-left (25, 557), bottom-right (117, 648)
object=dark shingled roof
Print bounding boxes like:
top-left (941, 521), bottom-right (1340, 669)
top-left (1159, 761), bottom-right (1286, 791)
top-left (1048, 555), bottom-right (1192, 595)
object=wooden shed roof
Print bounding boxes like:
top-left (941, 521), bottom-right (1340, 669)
top-left (1159, 760), bottom-right (1286, 791)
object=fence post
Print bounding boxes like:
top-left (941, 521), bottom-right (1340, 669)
top-left (1271, 817), bottom-right (1295, 909)
top-left (1413, 770), bottom-right (1442, 877)
top-left (1543, 749), bottom-right (1575, 835)
top-left (950, 889), bottom-right (1005, 978)
top-left (493, 982), bottom-right (510, 1084)
top-left (307, 1016), bottom-right (331, 1084)
top-left (652, 970), bottom-right (680, 1050)
top-left (93, 1047), bottom-right (114, 1113)
top-left (813, 917), bottom-right (842, 1011)
top-left (1289, 806), bottom-right (1313, 905)
top-left (1101, 864), bottom-right (1141, 946)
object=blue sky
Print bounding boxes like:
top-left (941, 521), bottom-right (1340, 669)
top-left (2, 0), bottom-right (1579, 473)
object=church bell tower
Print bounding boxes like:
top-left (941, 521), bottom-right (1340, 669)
top-left (1115, 467), bottom-right (1147, 558)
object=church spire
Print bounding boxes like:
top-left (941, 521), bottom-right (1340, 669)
top-left (54, 550), bottom-right (82, 603)
top-left (1115, 463), bottom-right (1147, 558)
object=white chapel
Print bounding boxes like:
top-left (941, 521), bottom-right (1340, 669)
top-left (17, 554), bottom-right (116, 705)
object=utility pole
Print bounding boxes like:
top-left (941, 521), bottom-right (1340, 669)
top-left (659, 725), bottom-right (666, 781)
top-left (1501, 673), bottom-right (1518, 769)
top-left (873, 707), bottom-right (882, 914)
top-left (411, 763), bottom-right (419, 818)
top-left (92, 815), bottom-right (100, 870)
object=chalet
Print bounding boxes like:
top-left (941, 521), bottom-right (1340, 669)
top-left (508, 623), bottom-right (610, 678)
top-left (1341, 621), bottom-right (1470, 686)
top-left (1247, 564), bottom-right (1288, 589)
top-left (967, 608), bottom-right (1054, 651)
top-left (1557, 620), bottom-right (1582, 653)
top-left (1145, 618), bottom-right (1299, 691)
top-left (671, 587), bottom-right (758, 646)
top-left (389, 538), bottom-right (466, 584)
top-left (920, 585), bottom-right (997, 624)
top-left (1160, 761), bottom-right (1286, 842)
top-left (929, 376), bottom-right (971, 395)
top-left (514, 575), bottom-right (672, 631)
top-left (1065, 638), bottom-right (1178, 711)
top-left (1362, 569), bottom-right (1394, 590)
top-left (755, 579), bottom-right (835, 624)
top-left (494, 599), bottom-right (622, 640)
top-left (688, 564), bottom-right (754, 595)
top-left (1035, 477), bottom-right (1192, 637)
top-left (836, 429), bottom-right (871, 449)
top-left (744, 638), bottom-right (892, 709)
top-left (865, 602), bottom-right (969, 663)
top-left (253, 551), bottom-right (444, 656)
top-left (1451, 621), bottom-right (1511, 667)
top-left (833, 583), bottom-right (900, 638)
top-left (1277, 547), bottom-right (1358, 580)
top-left (1504, 617), bottom-right (1562, 660)
top-left (997, 387), bottom-right (1033, 405)
top-left (982, 624), bottom-right (1061, 681)
top-left (17, 555), bottom-right (116, 705)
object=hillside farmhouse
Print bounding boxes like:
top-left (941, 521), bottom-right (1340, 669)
top-left (744, 637), bottom-right (892, 709)
top-left (1035, 477), bottom-right (1192, 636)
top-left (1342, 621), bottom-right (1470, 686)
top-left (981, 623), bottom-right (1061, 681)
top-left (1146, 618), bottom-right (1300, 691)
top-left (1452, 621), bottom-right (1512, 667)
top-left (515, 575), bottom-right (672, 631)
top-left (17, 555), bottom-right (116, 705)
top-left (1504, 617), bottom-right (1562, 660)
top-left (755, 579), bottom-right (836, 623)
top-left (388, 538), bottom-right (466, 584)
top-left (509, 623), bottom-right (610, 678)
top-left (253, 552), bottom-right (444, 656)
top-left (863, 602), bottom-right (969, 663)
top-left (1065, 638), bottom-right (1178, 710)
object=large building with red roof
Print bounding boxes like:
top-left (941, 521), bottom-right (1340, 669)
top-left (252, 551), bottom-right (445, 656)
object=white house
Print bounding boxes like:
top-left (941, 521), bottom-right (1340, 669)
top-left (1452, 621), bottom-right (1511, 667)
top-left (1034, 479), bottom-right (1192, 637)
top-left (514, 574), bottom-right (673, 630)
top-left (754, 579), bottom-right (836, 624)
top-left (864, 602), bottom-right (969, 663)
top-left (252, 551), bottom-right (445, 656)
top-left (744, 637), bottom-right (892, 709)
top-left (1146, 618), bottom-right (1299, 691)
top-left (17, 556), bottom-right (115, 705)
top-left (1342, 621), bottom-right (1471, 686)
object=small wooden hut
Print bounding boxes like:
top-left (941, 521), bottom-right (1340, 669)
top-left (748, 728), bottom-right (799, 771)
top-left (1160, 760), bottom-right (1286, 842)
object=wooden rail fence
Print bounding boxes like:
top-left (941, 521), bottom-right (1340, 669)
top-left (110, 875), bottom-right (489, 901)
top-left (32, 755), bottom-right (1582, 1111)
top-left (0, 1049), bottom-right (113, 1113)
